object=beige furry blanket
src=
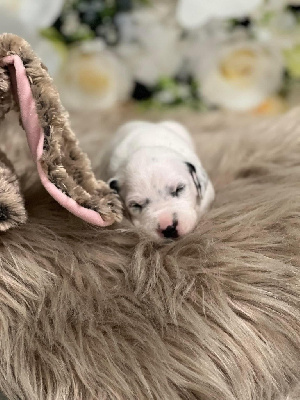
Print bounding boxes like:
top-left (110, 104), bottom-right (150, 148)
top-left (0, 106), bottom-right (300, 400)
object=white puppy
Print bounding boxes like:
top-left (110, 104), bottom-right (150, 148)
top-left (103, 121), bottom-right (215, 239)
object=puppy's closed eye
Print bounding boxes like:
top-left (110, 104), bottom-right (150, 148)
top-left (171, 184), bottom-right (185, 197)
top-left (128, 199), bottom-right (150, 212)
top-left (130, 202), bottom-right (143, 211)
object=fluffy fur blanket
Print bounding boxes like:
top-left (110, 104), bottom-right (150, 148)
top-left (0, 106), bottom-right (300, 400)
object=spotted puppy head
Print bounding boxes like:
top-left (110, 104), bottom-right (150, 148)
top-left (109, 147), bottom-right (214, 240)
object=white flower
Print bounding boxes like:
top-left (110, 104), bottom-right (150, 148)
top-left (176, 0), bottom-right (263, 29)
top-left (0, 0), bottom-right (64, 32)
top-left (193, 36), bottom-right (284, 111)
top-left (182, 20), bottom-right (231, 75)
top-left (0, 13), bottom-right (63, 77)
top-left (34, 39), bottom-right (65, 77)
top-left (56, 40), bottom-right (133, 111)
top-left (115, 5), bottom-right (182, 86)
top-left (0, 0), bottom-right (64, 76)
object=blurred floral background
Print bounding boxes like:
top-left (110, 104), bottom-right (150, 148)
top-left (1, 0), bottom-right (299, 115)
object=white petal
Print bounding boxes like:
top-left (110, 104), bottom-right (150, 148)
top-left (0, 12), bottom-right (63, 77)
top-left (22, 0), bottom-right (64, 29)
top-left (0, 12), bottom-right (31, 39)
top-left (201, 71), bottom-right (267, 110)
top-left (0, 0), bottom-right (64, 31)
top-left (34, 39), bottom-right (63, 77)
top-left (176, 0), bottom-right (263, 29)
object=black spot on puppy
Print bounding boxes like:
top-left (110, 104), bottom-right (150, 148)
top-left (185, 162), bottom-right (202, 197)
top-left (185, 162), bottom-right (196, 175)
top-left (109, 179), bottom-right (120, 193)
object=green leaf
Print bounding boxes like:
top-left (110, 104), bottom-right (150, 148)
top-left (40, 27), bottom-right (65, 43)
top-left (284, 44), bottom-right (300, 79)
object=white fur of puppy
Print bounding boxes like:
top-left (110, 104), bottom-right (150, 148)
top-left (106, 121), bottom-right (215, 239)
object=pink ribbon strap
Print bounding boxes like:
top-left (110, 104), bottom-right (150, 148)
top-left (1, 55), bottom-right (110, 226)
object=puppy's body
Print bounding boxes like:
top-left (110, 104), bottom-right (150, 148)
top-left (103, 121), bottom-right (214, 239)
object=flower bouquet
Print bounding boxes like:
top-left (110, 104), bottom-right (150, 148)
top-left (1, 0), bottom-right (299, 114)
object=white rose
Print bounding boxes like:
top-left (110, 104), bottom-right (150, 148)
top-left (0, 13), bottom-right (64, 77)
top-left (115, 6), bottom-right (182, 86)
top-left (56, 40), bottom-right (133, 111)
top-left (194, 38), bottom-right (284, 111)
top-left (182, 20), bottom-right (232, 75)
top-left (0, 0), bottom-right (64, 32)
top-left (176, 0), bottom-right (263, 29)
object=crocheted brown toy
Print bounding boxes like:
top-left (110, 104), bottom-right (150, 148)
top-left (0, 33), bottom-right (122, 231)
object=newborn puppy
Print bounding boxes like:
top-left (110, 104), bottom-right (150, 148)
top-left (106, 121), bottom-right (215, 239)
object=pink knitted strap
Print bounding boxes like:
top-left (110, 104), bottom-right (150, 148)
top-left (1, 55), bottom-right (110, 226)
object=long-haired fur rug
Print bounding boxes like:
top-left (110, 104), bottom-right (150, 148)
top-left (0, 107), bottom-right (300, 400)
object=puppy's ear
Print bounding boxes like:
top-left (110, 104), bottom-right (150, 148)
top-left (185, 162), bottom-right (202, 198)
top-left (108, 178), bottom-right (120, 194)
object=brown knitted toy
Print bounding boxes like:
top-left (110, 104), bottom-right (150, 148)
top-left (0, 33), bottom-right (122, 231)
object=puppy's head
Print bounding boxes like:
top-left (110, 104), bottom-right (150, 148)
top-left (109, 148), bottom-right (214, 240)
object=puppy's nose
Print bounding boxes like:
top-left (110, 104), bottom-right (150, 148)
top-left (162, 223), bottom-right (178, 239)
